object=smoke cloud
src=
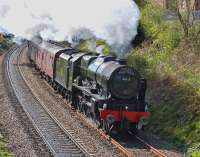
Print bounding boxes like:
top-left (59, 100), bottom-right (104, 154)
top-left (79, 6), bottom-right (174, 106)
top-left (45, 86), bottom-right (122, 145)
top-left (0, 0), bottom-right (140, 57)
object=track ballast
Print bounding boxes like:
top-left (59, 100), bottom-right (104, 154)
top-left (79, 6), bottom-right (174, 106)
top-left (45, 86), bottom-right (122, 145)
top-left (5, 45), bottom-right (92, 157)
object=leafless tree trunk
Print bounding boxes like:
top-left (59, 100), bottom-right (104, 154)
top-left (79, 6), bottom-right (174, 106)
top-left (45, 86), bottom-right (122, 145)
top-left (175, 0), bottom-right (193, 38)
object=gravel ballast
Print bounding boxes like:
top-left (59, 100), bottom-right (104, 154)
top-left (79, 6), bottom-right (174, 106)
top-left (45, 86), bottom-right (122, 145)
top-left (0, 51), bottom-right (52, 157)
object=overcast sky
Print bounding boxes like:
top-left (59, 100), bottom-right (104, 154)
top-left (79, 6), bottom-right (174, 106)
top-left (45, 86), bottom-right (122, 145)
top-left (0, 0), bottom-right (140, 54)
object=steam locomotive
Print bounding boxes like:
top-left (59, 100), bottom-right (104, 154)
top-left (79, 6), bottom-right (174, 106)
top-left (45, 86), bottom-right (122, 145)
top-left (27, 37), bottom-right (150, 134)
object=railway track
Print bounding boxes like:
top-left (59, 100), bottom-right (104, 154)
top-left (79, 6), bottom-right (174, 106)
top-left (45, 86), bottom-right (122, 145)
top-left (23, 57), bottom-right (168, 157)
top-left (134, 135), bottom-right (167, 157)
top-left (73, 106), bottom-right (168, 157)
top-left (23, 42), bottom-right (169, 157)
top-left (5, 45), bottom-right (93, 157)
top-left (21, 46), bottom-right (125, 156)
top-left (4, 44), bottom-right (172, 157)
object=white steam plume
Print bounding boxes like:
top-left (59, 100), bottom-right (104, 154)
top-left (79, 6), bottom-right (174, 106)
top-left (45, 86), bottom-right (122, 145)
top-left (0, 0), bottom-right (140, 57)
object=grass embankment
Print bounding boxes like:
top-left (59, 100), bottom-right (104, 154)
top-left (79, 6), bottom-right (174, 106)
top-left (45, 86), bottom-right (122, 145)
top-left (0, 34), bottom-right (14, 156)
top-left (0, 125), bottom-right (13, 157)
top-left (128, 2), bottom-right (200, 156)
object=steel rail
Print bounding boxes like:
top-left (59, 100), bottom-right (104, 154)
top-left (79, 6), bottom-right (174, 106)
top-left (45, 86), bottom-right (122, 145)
top-left (19, 43), bottom-right (169, 157)
top-left (74, 109), bottom-right (134, 157)
top-left (63, 102), bottom-right (168, 157)
top-left (5, 45), bottom-right (93, 157)
top-left (45, 81), bottom-right (167, 157)
top-left (135, 135), bottom-right (168, 157)
top-left (18, 47), bottom-right (95, 157)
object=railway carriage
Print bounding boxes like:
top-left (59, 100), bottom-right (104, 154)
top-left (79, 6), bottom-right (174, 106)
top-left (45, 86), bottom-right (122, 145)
top-left (38, 42), bottom-right (63, 80)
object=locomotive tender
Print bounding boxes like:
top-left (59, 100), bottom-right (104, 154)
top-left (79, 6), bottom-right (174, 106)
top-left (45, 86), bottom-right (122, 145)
top-left (27, 37), bottom-right (150, 134)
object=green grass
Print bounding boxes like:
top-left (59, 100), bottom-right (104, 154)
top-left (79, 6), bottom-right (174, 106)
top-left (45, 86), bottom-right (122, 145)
top-left (0, 127), bottom-right (14, 157)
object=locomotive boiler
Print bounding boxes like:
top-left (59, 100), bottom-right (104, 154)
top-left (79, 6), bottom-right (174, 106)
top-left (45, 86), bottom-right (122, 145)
top-left (81, 56), bottom-right (140, 99)
top-left (27, 37), bottom-right (150, 134)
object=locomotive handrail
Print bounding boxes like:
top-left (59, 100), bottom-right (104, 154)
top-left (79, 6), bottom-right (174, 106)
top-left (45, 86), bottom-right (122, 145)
top-left (72, 83), bottom-right (106, 101)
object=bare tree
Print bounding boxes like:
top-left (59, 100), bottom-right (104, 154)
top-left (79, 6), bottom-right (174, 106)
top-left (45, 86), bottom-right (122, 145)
top-left (174, 0), bottom-right (195, 37)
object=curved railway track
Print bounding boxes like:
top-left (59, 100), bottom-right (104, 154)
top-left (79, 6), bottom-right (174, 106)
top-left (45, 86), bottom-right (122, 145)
top-left (22, 42), bottom-right (169, 157)
top-left (4, 45), bottom-right (93, 157)
top-left (134, 135), bottom-right (167, 157)
top-left (72, 106), bottom-right (168, 157)
top-left (4, 44), bottom-right (172, 157)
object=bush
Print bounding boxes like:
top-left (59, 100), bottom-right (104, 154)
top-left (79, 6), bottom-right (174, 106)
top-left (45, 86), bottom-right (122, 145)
top-left (140, 2), bottom-right (181, 53)
top-left (0, 35), bottom-right (12, 51)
